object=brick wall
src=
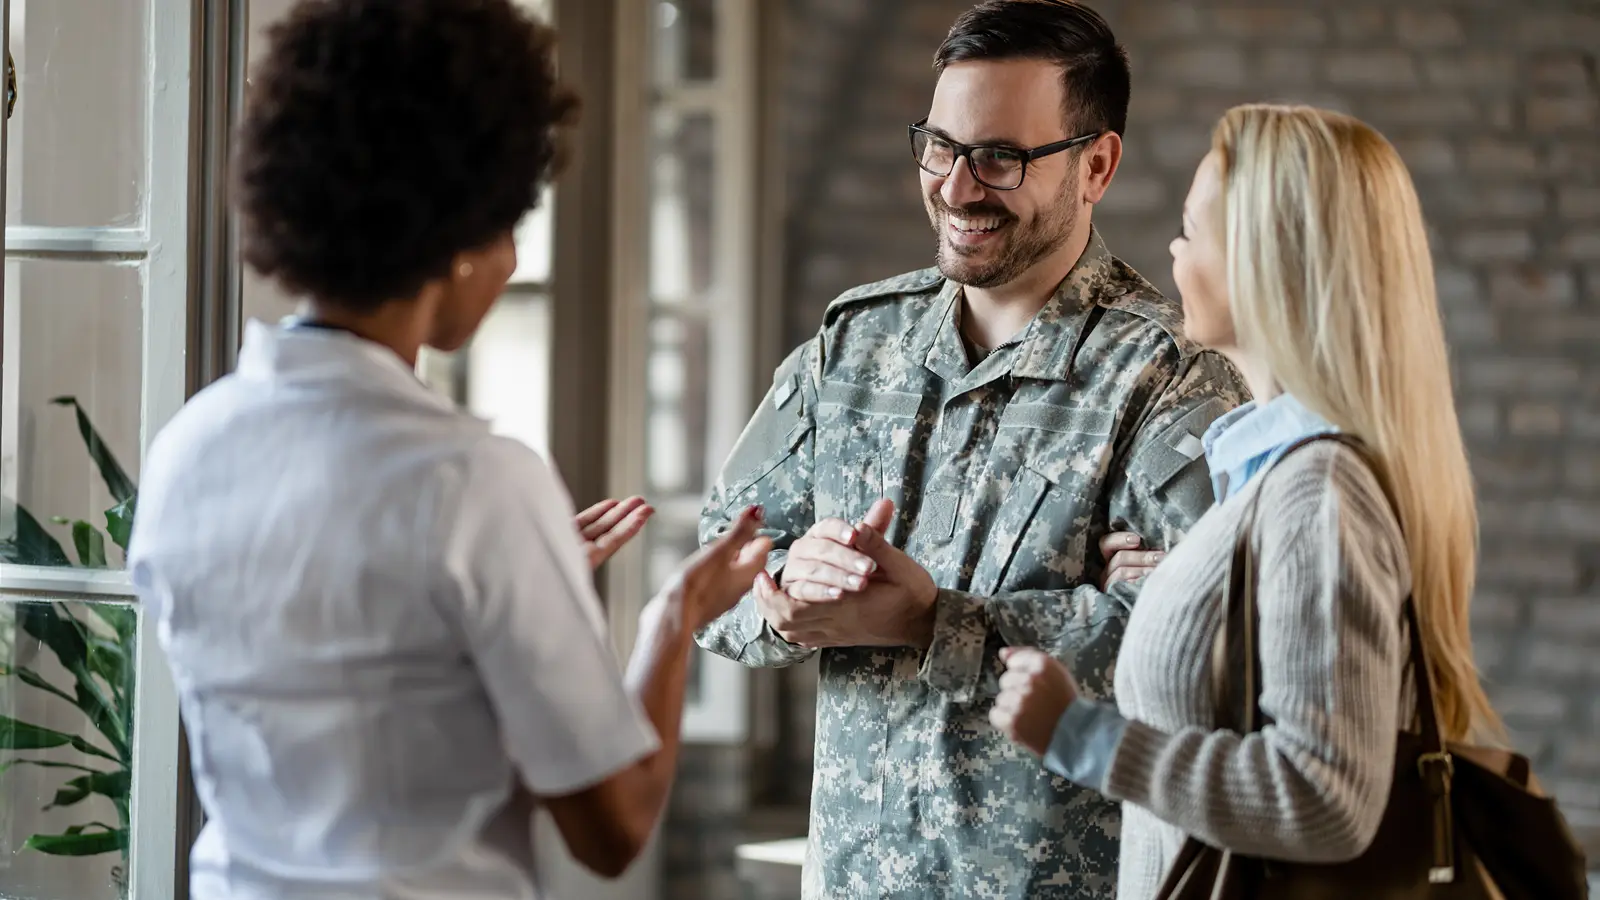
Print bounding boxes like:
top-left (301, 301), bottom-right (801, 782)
top-left (668, 1), bottom-right (1600, 896)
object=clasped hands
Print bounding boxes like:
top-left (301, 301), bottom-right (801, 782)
top-left (756, 498), bottom-right (939, 651)
top-left (580, 492), bottom-right (1160, 757)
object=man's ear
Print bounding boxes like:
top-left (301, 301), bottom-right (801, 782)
top-left (1081, 131), bottom-right (1123, 205)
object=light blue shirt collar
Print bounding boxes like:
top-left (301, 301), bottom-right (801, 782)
top-left (1201, 392), bottom-right (1337, 503)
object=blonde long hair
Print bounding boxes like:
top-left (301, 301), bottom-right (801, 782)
top-left (1211, 104), bottom-right (1498, 742)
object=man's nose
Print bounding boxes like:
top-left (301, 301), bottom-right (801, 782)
top-left (940, 157), bottom-right (987, 208)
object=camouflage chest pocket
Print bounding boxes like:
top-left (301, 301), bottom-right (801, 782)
top-left (813, 378), bottom-right (921, 524)
top-left (970, 402), bottom-right (1116, 599)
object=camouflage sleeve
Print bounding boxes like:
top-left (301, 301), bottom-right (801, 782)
top-left (918, 350), bottom-right (1249, 704)
top-left (693, 340), bottom-right (820, 669)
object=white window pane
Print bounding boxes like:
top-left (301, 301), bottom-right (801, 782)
top-left (513, 0), bottom-right (553, 23)
top-left (511, 196), bottom-right (554, 286)
top-left (654, 0), bottom-right (715, 84)
top-left (5, 0), bottom-right (148, 227)
top-left (643, 314), bottom-right (709, 497)
top-left (1, 261), bottom-right (143, 571)
top-left (414, 348), bottom-right (460, 404)
top-left (648, 112), bottom-right (715, 304)
top-left (467, 298), bottom-right (552, 457)
top-left (0, 596), bottom-right (137, 900)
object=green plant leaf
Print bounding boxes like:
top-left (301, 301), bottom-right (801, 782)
top-left (74, 680), bottom-right (128, 760)
top-left (0, 714), bottom-right (116, 761)
top-left (86, 637), bottom-right (130, 703)
top-left (104, 496), bottom-right (136, 553)
top-left (25, 827), bottom-right (127, 856)
top-left (0, 715), bottom-right (74, 750)
top-left (48, 775), bottom-right (94, 809)
top-left (0, 758), bottom-right (99, 777)
top-left (14, 604), bottom-right (132, 758)
top-left (71, 521), bottom-right (108, 568)
top-left (13, 665), bottom-right (79, 707)
top-left (0, 504), bottom-right (73, 567)
top-left (45, 770), bottom-right (129, 810)
top-left (50, 397), bottom-right (136, 503)
top-left (90, 769), bottom-right (130, 798)
top-left (65, 734), bottom-right (122, 763)
top-left (89, 603), bottom-right (136, 646)
top-left (17, 602), bottom-right (89, 671)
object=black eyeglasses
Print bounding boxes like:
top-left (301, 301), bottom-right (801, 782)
top-left (909, 119), bottom-right (1100, 191)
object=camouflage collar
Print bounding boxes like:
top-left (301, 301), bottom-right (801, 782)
top-left (903, 229), bottom-right (1126, 384)
top-left (1011, 229), bottom-right (1122, 381)
top-left (902, 278), bottom-right (969, 383)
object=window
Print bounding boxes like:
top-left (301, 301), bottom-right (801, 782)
top-left (611, 0), bottom-right (762, 743)
top-left (417, 0), bottom-right (555, 458)
top-left (0, 0), bottom-right (191, 896)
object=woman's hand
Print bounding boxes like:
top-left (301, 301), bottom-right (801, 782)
top-left (991, 647), bottom-right (1081, 757)
top-left (1098, 531), bottom-right (1165, 590)
top-left (663, 506), bottom-right (772, 631)
top-left (576, 497), bottom-right (655, 570)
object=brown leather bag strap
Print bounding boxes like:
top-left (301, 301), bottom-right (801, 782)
top-left (1215, 432), bottom-right (1449, 751)
top-left (1214, 431), bottom-right (1458, 881)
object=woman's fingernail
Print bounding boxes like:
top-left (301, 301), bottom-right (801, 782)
top-left (848, 576), bottom-right (865, 590)
top-left (855, 559), bottom-right (873, 574)
top-left (840, 527), bottom-right (855, 543)
top-left (828, 587), bottom-right (843, 598)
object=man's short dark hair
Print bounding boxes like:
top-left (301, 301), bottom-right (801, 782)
top-left (236, 0), bottom-right (577, 311)
top-left (935, 0), bottom-right (1131, 138)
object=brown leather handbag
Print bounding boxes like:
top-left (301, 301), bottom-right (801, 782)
top-left (1155, 433), bottom-right (1589, 900)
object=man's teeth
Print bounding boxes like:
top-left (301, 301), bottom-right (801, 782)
top-left (950, 216), bottom-right (1004, 234)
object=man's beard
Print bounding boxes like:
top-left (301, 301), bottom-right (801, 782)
top-left (927, 180), bottom-right (1078, 289)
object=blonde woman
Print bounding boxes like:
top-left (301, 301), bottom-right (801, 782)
top-left (990, 103), bottom-right (1499, 899)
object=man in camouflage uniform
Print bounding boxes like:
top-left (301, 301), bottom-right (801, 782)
top-left (697, 2), bottom-right (1247, 897)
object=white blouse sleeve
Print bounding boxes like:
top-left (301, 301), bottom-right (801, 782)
top-left (442, 436), bottom-right (659, 796)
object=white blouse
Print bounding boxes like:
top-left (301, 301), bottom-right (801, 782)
top-left (130, 321), bottom-right (657, 899)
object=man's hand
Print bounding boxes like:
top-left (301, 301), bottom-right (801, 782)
top-left (781, 515), bottom-right (881, 600)
top-left (1097, 531), bottom-right (1164, 590)
top-left (758, 500), bottom-right (937, 649)
top-left (577, 497), bottom-right (654, 570)
top-left (991, 647), bottom-right (1080, 757)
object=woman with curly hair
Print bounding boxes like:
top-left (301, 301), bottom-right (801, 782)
top-left (127, 0), bottom-right (769, 896)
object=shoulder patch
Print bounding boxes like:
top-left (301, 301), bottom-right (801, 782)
top-left (1095, 258), bottom-right (1199, 359)
top-left (822, 268), bottom-right (944, 326)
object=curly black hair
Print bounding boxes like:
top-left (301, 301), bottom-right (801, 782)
top-left (236, 0), bottom-right (578, 310)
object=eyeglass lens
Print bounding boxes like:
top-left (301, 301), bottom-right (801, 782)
top-left (911, 130), bottom-right (1028, 190)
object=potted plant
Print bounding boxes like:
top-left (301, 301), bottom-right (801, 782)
top-left (0, 397), bottom-right (138, 895)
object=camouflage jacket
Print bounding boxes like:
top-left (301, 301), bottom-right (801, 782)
top-left (696, 232), bottom-right (1249, 899)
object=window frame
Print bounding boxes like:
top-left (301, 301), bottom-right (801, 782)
top-left (605, 0), bottom-right (768, 745)
top-left (0, 0), bottom-right (198, 894)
